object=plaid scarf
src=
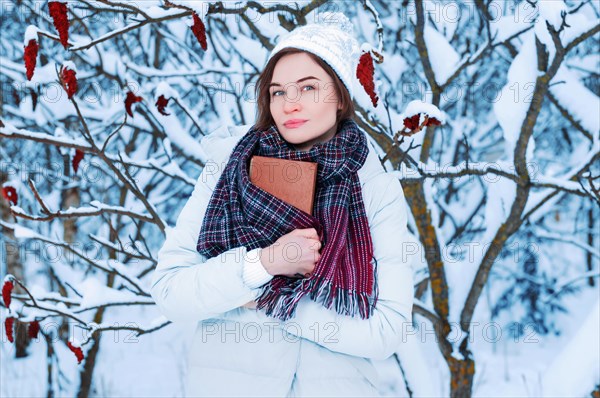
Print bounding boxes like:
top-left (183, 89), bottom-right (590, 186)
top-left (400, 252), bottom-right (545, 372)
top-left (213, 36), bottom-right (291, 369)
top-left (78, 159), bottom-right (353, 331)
top-left (196, 118), bottom-right (378, 321)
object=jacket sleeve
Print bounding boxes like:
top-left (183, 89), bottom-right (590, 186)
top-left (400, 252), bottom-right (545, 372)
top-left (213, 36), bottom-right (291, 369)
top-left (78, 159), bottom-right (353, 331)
top-left (282, 174), bottom-right (415, 360)
top-left (150, 156), bottom-right (269, 324)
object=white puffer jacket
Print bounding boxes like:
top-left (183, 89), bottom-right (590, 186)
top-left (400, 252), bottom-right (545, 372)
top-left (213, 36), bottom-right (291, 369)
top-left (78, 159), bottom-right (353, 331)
top-left (150, 124), bottom-right (418, 397)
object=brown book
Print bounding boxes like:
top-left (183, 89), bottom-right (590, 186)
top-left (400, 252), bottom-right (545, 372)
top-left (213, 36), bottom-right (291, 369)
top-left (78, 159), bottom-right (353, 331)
top-left (249, 155), bottom-right (318, 215)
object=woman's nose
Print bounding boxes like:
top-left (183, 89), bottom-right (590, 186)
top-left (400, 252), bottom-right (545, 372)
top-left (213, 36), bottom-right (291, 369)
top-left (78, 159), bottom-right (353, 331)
top-left (283, 99), bottom-right (301, 113)
top-left (283, 91), bottom-right (301, 113)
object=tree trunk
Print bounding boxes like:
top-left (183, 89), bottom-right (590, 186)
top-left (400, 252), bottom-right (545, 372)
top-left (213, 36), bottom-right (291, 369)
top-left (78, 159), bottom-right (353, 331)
top-left (45, 332), bottom-right (55, 398)
top-left (58, 154), bottom-right (80, 342)
top-left (76, 188), bottom-right (122, 398)
top-left (0, 171), bottom-right (30, 358)
top-left (61, 154), bottom-right (80, 245)
top-left (587, 207), bottom-right (595, 287)
top-left (76, 331), bottom-right (102, 398)
top-left (14, 319), bottom-right (31, 358)
top-left (75, 271), bottom-right (115, 398)
top-left (449, 357), bottom-right (475, 398)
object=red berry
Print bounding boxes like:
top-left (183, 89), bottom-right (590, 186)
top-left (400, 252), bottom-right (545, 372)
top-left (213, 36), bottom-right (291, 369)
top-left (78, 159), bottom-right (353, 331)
top-left (72, 149), bottom-right (84, 174)
top-left (356, 52), bottom-right (379, 107)
top-left (28, 320), bottom-right (40, 339)
top-left (191, 12), bottom-right (207, 51)
top-left (5, 317), bottom-right (15, 343)
top-left (48, 1), bottom-right (69, 49)
top-left (2, 280), bottom-right (14, 308)
top-left (62, 66), bottom-right (78, 99)
top-left (67, 341), bottom-right (84, 364)
top-left (155, 95), bottom-right (171, 116)
top-left (24, 39), bottom-right (38, 81)
top-left (1, 186), bottom-right (18, 206)
top-left (125, 91), bottom-right (143, 118)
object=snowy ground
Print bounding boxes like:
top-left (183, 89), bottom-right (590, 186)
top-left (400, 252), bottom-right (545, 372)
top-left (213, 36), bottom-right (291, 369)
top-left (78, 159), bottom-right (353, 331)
top-left (2, 285), bottom-right (597, 397)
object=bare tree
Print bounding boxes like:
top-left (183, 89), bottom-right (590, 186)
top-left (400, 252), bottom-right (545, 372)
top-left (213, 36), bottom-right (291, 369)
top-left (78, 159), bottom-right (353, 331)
top-left (1, 1), bottom-right (598, 397)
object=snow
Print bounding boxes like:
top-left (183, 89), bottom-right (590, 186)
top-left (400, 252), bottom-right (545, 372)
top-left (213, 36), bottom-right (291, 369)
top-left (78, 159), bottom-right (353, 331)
top-left (541, 299), bottom-right (600, 397)
top-left (537, 0), bottom-right (568, 31)
top-left (404, 100), bottom-right (446, 123)
top-left (428, 0), bottom-right (459, 40)
top-left (105, 260), bottom-right (145, 291)
top-left (15, 306), bottom-right (47, 323)
top-left (362, 0), bottom-right (383, 51)
top-left (392, 159), bottom-right (518, 181)
top-left (534, 175), bottom-right (588, 194)
top-left (76, 278), bottom-right (144, 309)
top-left (388, 329), bottom-right (441, 397)
top-left (23, 25), bottom-right (38, 45)
top-left (27, 285), bottom-right (78, 305)
top-left (103, 56), bottom-right (126, 80)
top-left (133, 0), bottom-right (162, 8)
top-left (489, 15), bottom-right (531, 44)
top-left (422, 20), bottom-right (461, 86)
top-left (1, 348), bottom-right (48, 397)
top-left (103, 153), bottom-right (196, 186)
top-left (360, 42), bottom-right (373, 53)
top-left (231, 32), bottom-right (269, 70)
top-left (88, 200), bottom-right (152, 221)
top-left (1, 180), bottom-right (16, 190)
top-left (70, 23), bottom-right (145, 52)
top-left (524, 142), bottom-right (598, 219)
top-left (493, 30), bottom-right (537, 162)
top-left (382, 52), bottom-right (407, 84)
top-left (550, 65), bottom-right (600, 135)
top-left (4, 57), bottom-right (60, 86)
top-left (163, 138), bottom-right (173, 158)
top-left (62, 60), bottom-right (77, 73)
top-left (144, 6), bottom-right (186, 19)
top-left (147, 99), bottom-right (211, 164)
top-left (534, 15), bottom-right (558, 66)
top-left (0, 122), bottom-right (90, 148)
top-left (171, 0), bottom-right (210, 19)
top-left (484, 167), bottom-right (516, 234)
top-left (155, 81), bottom-right (179, 100)
top-left (561, 12), bottom-right (598, 48)
top-left (12, 224), bottom-right (40, 239)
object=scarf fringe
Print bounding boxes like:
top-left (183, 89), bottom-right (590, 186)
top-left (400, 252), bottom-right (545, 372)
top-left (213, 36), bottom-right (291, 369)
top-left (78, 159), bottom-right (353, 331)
top-left (256, 257), bottom-right (380, 322)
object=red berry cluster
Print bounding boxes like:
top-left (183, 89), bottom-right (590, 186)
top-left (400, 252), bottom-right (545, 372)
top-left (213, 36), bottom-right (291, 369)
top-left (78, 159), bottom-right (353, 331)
top-left (48, 1), bottom-right (69, 49)
top-left (356, 52), bottom-right (379, 107)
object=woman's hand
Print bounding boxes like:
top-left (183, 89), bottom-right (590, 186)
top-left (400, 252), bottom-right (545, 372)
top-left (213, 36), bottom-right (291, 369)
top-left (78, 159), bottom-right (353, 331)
top-left (259, 228), bottom-right (321, 278)
top-left (240, 228), bottom-right (320, 310)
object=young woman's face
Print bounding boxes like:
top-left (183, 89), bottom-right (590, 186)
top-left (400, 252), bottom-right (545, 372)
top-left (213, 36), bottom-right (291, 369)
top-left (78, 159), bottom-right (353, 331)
top-left (269, 52), bottom-right (342, 152)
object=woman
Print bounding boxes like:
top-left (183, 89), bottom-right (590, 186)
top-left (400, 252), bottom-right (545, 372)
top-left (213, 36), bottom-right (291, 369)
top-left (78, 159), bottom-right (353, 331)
top-left (151, 13), bottom-right (415, 398)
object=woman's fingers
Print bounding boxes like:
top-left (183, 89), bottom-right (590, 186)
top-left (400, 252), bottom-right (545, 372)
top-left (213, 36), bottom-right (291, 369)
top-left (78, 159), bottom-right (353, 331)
top-left (297, 227), bottom-right (318, 239)
top-left (293, 272), bottom-right (312, 279)
top-left (308, 238), bottom-right (322, 248)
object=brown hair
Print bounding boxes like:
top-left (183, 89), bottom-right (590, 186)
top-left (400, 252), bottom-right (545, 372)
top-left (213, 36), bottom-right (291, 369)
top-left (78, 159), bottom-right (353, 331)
top-left (253, 47), bottom-right (355, 132)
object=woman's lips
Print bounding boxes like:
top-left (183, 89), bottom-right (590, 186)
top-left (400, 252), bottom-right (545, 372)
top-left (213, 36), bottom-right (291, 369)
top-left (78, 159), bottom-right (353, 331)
top-left (284, 120), bottom-right (308, 128)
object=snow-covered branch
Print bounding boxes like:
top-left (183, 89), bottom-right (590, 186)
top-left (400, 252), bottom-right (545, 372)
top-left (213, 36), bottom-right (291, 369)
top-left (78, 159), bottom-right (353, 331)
top-left (391, 158), bottom-right (597, 197)
top-left (0, 221), bottom-right (149, 296)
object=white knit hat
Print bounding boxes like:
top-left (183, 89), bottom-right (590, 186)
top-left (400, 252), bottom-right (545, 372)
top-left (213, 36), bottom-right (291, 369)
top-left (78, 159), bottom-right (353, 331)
top-left (267, 12), bottom-right (363, 100)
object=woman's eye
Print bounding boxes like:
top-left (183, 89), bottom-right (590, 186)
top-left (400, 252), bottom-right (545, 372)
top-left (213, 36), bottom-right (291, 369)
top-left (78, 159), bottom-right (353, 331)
top-left (271, 85), bottom-right (314, 97)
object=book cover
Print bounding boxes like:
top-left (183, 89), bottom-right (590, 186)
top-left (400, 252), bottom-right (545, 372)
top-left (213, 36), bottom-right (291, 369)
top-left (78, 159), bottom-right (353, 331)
top-left (249, 155), bottom-right (318, 215)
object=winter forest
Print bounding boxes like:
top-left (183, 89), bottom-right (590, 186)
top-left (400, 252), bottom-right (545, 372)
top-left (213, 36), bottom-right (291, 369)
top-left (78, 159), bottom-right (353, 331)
top-left (0, 0), bottom-right (598, 397)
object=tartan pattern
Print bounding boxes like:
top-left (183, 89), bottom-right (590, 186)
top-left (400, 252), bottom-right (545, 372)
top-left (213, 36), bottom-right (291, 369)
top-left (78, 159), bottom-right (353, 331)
top-left (196, 118), bottom-right (378, 321)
